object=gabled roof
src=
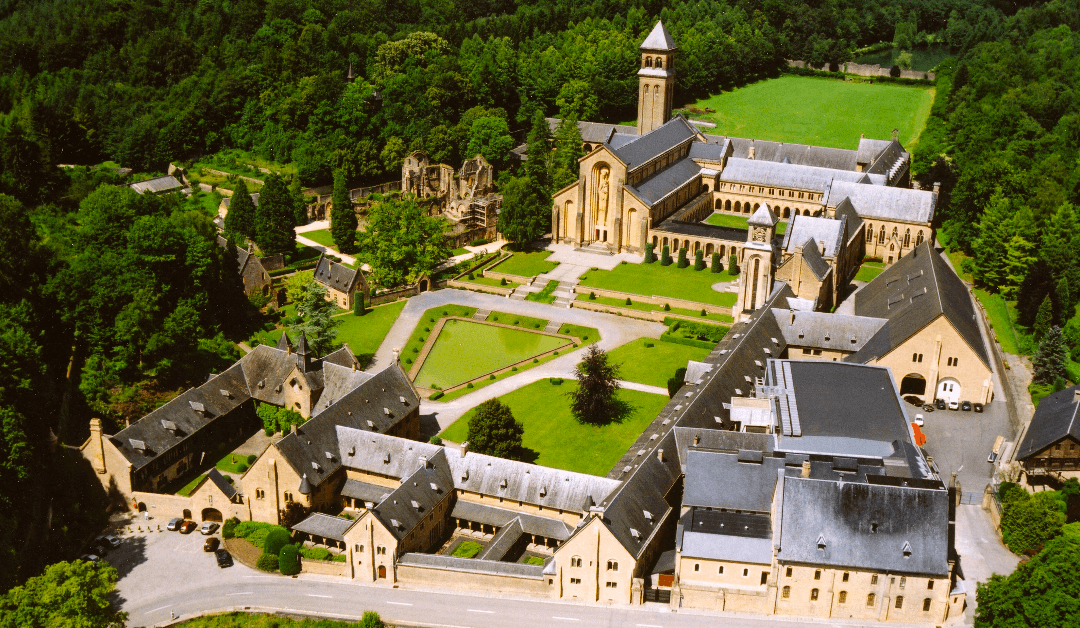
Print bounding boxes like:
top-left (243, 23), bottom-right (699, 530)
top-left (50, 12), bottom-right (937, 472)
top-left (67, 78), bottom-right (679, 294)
top-left (1016, 385), bottom-right (1080, 460)
top-left (371, 449), bottom-right (453, 540)
top-left (205, 468), bottom-right (238, 501)
top-left (614, 116), bottom-right (698, 169)
top-left (770, 309), bottom-right (886, 353)
top-left (314, 254), bottom-right (360, 294)
top-left (833, 197), bottom-right (863, 235)
top-left (640, 21), bottom-right (676, 50)
top-left (710, 136), bottom-right (860, 171)
top-left (849, 242), bottom-right (989, 368)
top-left (719, 158), bottom-right (870, 193)
top-left (130, 176), bottom-right (183, 195)
top-left (683, 449), bottom-right (782, 512)
top-left (781, 215), bottom-right (843, 257)
top-left (545, 119), bottom-right (636, 144)
top-left (856, 138), bottom-right (893, 165)
top-left (292, 512), bottom-right (357, 541)
top-left (625, 157), bottom-right (701, 206)
top-left (748, 203), bottom-right (778, 227)
top-left (451, 500), bottom-right (573, 541)
top-left (799, 241), bottom-right (832, 281)
top-left (825, 180), bottom-right (934, 224)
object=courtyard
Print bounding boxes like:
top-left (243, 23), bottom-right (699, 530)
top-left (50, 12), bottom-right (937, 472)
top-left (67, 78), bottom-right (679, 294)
top-left (577, 261), bottom-right (738, 307)
top-left (606, 338), bottom-right (711, 388)
top-left (704, 212), bottom-right (788, 235)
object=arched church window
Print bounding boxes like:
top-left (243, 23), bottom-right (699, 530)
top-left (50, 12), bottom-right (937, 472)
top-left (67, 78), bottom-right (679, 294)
top-left (725, 200), bottom-right (731, 212)
top-left (645, 56), bottom-right (653, 68)
top-left (878, 226), bottom-right (886, 244)
top-left (866, 224), bottom-right (873, 243)
top-left (904, 229), bottom-right (910, 247)
top-left (656, 57), bottom-right (663, 69)
top-left (916, 230), bottom-right (924, 246)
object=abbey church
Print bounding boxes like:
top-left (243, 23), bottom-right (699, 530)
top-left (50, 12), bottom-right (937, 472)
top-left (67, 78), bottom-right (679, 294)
top-left (552, 22), bottom-right (937, 318)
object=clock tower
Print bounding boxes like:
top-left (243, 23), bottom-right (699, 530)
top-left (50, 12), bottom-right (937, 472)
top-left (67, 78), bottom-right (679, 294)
top-left (637, 22), bottom-right (676, 135)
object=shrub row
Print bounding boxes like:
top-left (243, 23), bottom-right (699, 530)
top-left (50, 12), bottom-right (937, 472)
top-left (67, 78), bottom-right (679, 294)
top-left (660, 333), bottom-right (717, 349)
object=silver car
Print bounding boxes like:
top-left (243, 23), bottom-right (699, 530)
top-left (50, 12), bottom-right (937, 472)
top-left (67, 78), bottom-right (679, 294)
top-left (200, 522), bottom-right (219, 535)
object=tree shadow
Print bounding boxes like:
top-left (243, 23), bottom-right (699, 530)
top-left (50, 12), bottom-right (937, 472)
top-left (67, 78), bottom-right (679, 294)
top-left (512, 446), bottom-right (539, 464)
top-left (418, 412), bottom-right (442, 442)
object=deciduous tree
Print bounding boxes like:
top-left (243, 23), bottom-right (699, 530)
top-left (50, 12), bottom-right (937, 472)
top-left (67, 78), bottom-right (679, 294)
top-left (0, 560), bottom-right (127, 628)
top-left (358, 197), bottom-right (450, 287)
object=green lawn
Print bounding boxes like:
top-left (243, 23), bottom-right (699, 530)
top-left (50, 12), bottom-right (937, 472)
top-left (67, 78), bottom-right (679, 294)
top-left (704, 212), bottom-right (787, 235)
top-left (578, 294), bottom-right (735, 323)
top-left (460, 275), bottom-right (519, 289)
top-left (299, 229), bottom-right (338, 249)
top-left (452, 541), bottom-right (483, 558)
top-left (557, 324), bottom-right (600, 343)
top-left (215, 452), bottom-right (253, 474)
top-left (687, 76), bottom-right (934, 150)
top-left (975, 289), bottom-right (1022, 356)
top-left (176, 474), bottom-right (207, 497)
top-left (439, 381), bottom-right (670, 476)
top-left (525, 280), bottom-right (559, 304)
top-left (855, 262), bottom-right (886, 282)
top-left (492, 250), bottom-right (558, 277)
top-left (578, 262), bottom-right (737, 307)
top-left (452, 247), bottom-right (469, 256)
top-left (415, 320), bottom-right (568, 389)
top-left (335, 299), bottom-right (407, 366)
top-left (401, 305), bottom-right (478, 370)
top-left (487, 311), bottom-right (548, 331)
top-left (607, 338), bottom-right (710, 388)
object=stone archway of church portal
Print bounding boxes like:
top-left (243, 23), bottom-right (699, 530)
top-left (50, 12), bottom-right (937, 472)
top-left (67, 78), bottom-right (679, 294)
top-left (202, 508), bottom-right (223, 522)
top-left (899, 374), bottom-right (927, 397)
top-left (937, 378), bottom-right (961, 404)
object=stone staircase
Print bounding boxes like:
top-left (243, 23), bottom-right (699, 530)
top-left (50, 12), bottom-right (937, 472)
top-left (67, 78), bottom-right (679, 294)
top-left (472, 308), bottom-right (491, 321)
top-left (552, 281), bottom-right (576, 308)
top-left (543, 320), bottom-right (563, 334)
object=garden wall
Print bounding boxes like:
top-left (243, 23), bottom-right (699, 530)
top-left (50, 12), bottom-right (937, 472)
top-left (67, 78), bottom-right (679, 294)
top-left (397, 554), bottom-right (548, 597)
top-left (571, 299), bottom-right (730, 326)
top-left (787, 59), bottom-right (935, 81)
top-left (301, 558), bottom-right (348, 577)
top-left (572, 286), bottom-right (731, 315)
top-left (130, 491), bottom-right (197, 521)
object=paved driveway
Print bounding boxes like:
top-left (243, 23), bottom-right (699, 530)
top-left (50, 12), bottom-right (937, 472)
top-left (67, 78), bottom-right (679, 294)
top-left (919, 401), bottom-right (1014, 493)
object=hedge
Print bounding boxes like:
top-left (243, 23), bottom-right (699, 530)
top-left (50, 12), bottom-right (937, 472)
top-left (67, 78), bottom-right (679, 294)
top-left (279, 545), bottom-right (300, 575)
top-left (263, 528), bottom-right (291, 557)
top-left (660, 333), bottom-right (717, 349)
top-left (234, 521), bottom-right (290, 549)
top-left (300, 546), bottom-right (333, 561)
top-left (222, 517), bottom-right (240, 539)
top-left (256, 553), bottom-right (279, 572)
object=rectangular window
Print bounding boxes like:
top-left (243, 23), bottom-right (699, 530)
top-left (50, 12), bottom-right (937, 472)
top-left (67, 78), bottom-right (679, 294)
top-left (843, 572), bottom-right (849, 582)
top-left (803, 348), bottom-right (812, 355)
top-left (694, 564), bottom-right (699, 572)
top-left (871, 575), bottom-right (879, 585)
top-left (760, 571), bottom-right (768, 585)
top-left (900, 576), bottom-right (906, 588)
top-left (927, 579), bottom-right (934, 590)
top-left (743, 568), bottom-right (748, 577)
top-left (718, 566), bottom-right (724, 574)
top-left (786, 567), bottom-right (792, 577)
top-left (923, 598), bottom-right (932, 612)
top-left (606, 581), bottom-right (617, 588)
top-left (814, 570), bottom-right (821, 580)
top-left (570, 578), bottom-right (580, 585)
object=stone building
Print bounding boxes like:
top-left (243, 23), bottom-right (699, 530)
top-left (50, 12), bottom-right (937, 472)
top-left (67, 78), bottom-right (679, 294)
top-left (400, 151), bottom-right (501, 236)
top-left (1015, 385), bottom-right (1080, 479)
top-left (216, 236), bottom-right (274, 297)
top-left (313, 253), bottom-right (369, 310)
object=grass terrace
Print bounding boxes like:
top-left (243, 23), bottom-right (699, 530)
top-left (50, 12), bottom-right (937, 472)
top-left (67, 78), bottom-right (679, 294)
top-left (606, 338), bottom-right (711, 388)
top-left (578, 262), bottom-right (738, 307)
top-left (525, 280), bottom-right (559, 304)
top-left (855, 260), bottom-right (887, 282)
top-left (492, 249), bottom-right (558, 277)
top-left (414, 320), bottom-right (569, 389)
top-left (704, 212), bottom-right (788, 235)
top-left (577, 294), bottom-right (735, 323)
top-left (686, 76), bottom-right (934, 149)
top-left (400, 305), bottom-right (478, 370)
top-left (486, 311), bottom-right (548, 331)
top-left (439, 380), bottom-right (669, 476)
top-left (335, 300), bottom-right (408, 365)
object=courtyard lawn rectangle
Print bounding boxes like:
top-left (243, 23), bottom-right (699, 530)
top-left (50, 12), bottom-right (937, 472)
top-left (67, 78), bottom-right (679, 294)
top-left (334, 299), bottom-right (407, 366)
top-left (688, 76), bottom-right (934, 150)
top-left (492, 250), bottom-right (558, 277)
top-left (606, 338), bottom-right (711, 388)
top-left (704, 212), bottom-right (787, 235)
top-left (439, 381), bottom-right (670, 476)
top-left (415, 320), bottom-right (568, 389)
top-left (578, 263), bottom-right (737, 307)
top-left (401, 305), bottom-right (478, 369)
top-left (578, 294), bottom-right (735, 323)
top-left (855, 262), bottom-right (886, 282)
top-left (487, 311), bottom-right (548, 331)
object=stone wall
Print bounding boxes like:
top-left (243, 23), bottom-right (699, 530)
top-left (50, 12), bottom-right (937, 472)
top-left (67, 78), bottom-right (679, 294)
top-left (396, 556), bottom-right (549, 597)
top-left (301, 558), bottom-right (348, 577)
top-left (787, 59), bottom-right (935, 81)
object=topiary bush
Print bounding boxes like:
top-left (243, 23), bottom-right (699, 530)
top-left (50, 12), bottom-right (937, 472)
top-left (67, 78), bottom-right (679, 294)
top-left (677, 248), bottom-right (689, 268)
top-left (246, 454), bottom-right (257, 465)
top-left (263, 528), bottom-right (291, 557)
top-left (694, 249), bottom-right (706, 271)
top-left (711, 252), bottom-right (722, 273)
top-left (644, 242), bottom-right (656, 263)
top-left (256, 553), bottom-right (279, 572)
top-left (660, 245), bottom-right (672, 266)
top-left (279, 545), bottom-right (300, 576)
top-left (664, 303), bottom-right (671, 311)
top-left (729, 254), bottom-right (739, 275)
top-left (625, 297), bottom-right (632, 305)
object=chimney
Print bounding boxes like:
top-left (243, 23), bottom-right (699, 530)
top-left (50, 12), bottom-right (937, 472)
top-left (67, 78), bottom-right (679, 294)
top-left (460, 441), bottom-right (469, 457)
top-left (748, 140), bottom-right (756, 160)
top-left (657, 448), bottom-right (665, 463)
top-left (789, 309), bottom-right (796, 325)
top-left (800, 460), bottom-right (811, 478)
top-left (932, 181), bottom-right (941, 195)
top-left (393, 348), bottom-right (400, 363)
top-left (419, 455), bottom-right (430, 469)
top-left (693, 435), bottom-right (700, 446)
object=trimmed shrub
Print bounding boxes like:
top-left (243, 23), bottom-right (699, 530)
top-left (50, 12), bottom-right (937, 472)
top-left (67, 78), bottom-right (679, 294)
top-left (644, 342), bottom-right (654, 348)
top-left (246, 454), bottom-right (257, 465)
top-left (279, 545), bottom-right (300, 575)
top-left (300, 546), bottom-right (333, 561)
top-left (500, 277), bottom-right (507, 286)
top-left (430, 390), bottom-right (443, 400)
top-left (694, 249), bottom-right (706, 271)
top-left (701, 308), bottom-right (707, 316)
top-left (353, 291), bottom-right (365, 315)
top-left (263, 528), bottom-right (291, 557)
top-left (660, 245), bottom-right (672, 266)
top-left (625, 297), bottom-right (632, 305)
top-left (664, 303), bottom-right (671, 311)
top-left (430, 435), bottom-right (443, 445)
top-left (644, 242), bottom-right (656, 263)
top-left (549, 377), bottom-right (563, 385)
top-left (711, 252), bottom-right (722, 273)
top-left (728, 254), bottom-right (739, 274)
top-left (222, 517), bottom-right (240, 539)
top-left (489, 374), bottom-right (496, 380)
top-left (256, 553), bottom-right (279, 572)
top-left (677, 247), bottom-right (689, 268)
top-left (466, 382), bottom-right (474, 388)
top-left (589, 292), bottom-right (596, 300)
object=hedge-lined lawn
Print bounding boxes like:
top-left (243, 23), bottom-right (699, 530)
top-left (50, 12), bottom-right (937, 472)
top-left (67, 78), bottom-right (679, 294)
top-left (451, 540), bottom-right (483, 558)
top-left (578, 262), bottom-right (737, 306)
top-left (215, 452), bottom-right (254, 474)
top-left (400, 304), bottom-right (478, 370)
top-left (579, 293), bottom-right (735, 323)
top-left (487, 311), bottom-right (548, 331)
top-left (855, 261), bottom-right (886, 282)
top-left (704, 212), bottom-right (788, 235)
top-left (439, 381), bottom-right (669, 476)
top-left (557, 324), bottom-right (599, 343)
top-left (492, 249), bottom-right (558, 277)
top-left (335, 299), bottom-right (407, 366)
top-left (689, 76), bottom-right (934, 150)
top-left (462, 275), bottom-right (520, 289)
top-left (607, 338), bottom-right (711, 388)
top-left (415, 320), bottom-right (568, 389)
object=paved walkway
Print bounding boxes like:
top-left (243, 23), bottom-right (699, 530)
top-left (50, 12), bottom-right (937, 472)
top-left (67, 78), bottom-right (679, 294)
top-left (953, 504), bottom-right (1021, 623)
top-left (293, 221), bottom-right (361, 267)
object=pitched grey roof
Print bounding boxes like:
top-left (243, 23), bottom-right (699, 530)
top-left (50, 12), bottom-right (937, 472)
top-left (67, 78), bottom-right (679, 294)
top-left (800, 242), bottom-right (832, 281)
top-left (450, 500), bottom-right (573, 541)
top-left (865, 139), bottom-right (909, 182)
top-left (781, 215), bottom-right (843, 257)
top-left (673, 427), bottom-right (774, 467)
top-left (833, 197), bottom-right (863, 235)
top-left (679, 509), bottom-right (774, 563)
top-left (206, 468), bottom-right (238, 501)
top-left (770, 309), bottom-right (886, 352)
top-left (690, 140), bottom-right (729, 163)
top-left (614, 116), bottom-right (698, 169)
top-left (710, 137), bottom-right (860, 171)
top-left (292, 512), bottom-right (357, 541)
top-left (650, 219), bottom-right (747, 243)
top-left (341, 478), bottom-right (391, 504)
top-left (719, 158), bottom-right (869, 193)
top-left (826, 180), bottom-right (934, 224)
top-left (130, 176), bottom-right (183, 195)
top-left (1015, 385), bottom-right (1080, 460)
top-left (607, 133), bottom-right (639, 149)
top-left (849, 242), bottom-right (989, 368)
top-left (748, 203), bottom-right (778, 226)
top-left (683, 450), bottom-right (782, 511)
top-left (778, 476), bottom-right (950, 575)
top-left (640, 21), bottom-right (676, 50)
top-left (371, 449), bottom-right (453, 540)
top-left (397, 553), bottom-right (545, 579)
top-left (545, 119), bottom-right (637, 144)
top-left (856, 138), bottom-right (893, 165)
top-left (625, 157), bottom-right (701, 206)
top-left (314, 254), bottom-right (359, 294)
top-left (476, 517), bottom-right (523, 561)
top-left (313, 361), bottom-right (374, 416)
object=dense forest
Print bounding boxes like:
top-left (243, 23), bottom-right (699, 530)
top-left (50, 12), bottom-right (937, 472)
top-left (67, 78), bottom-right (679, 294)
top-left (0, 0), bottom-right (1078, 618)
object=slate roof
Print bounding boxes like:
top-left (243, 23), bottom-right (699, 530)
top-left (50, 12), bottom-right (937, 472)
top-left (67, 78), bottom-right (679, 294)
top-left (719, 158), bottom-right (870, 194)
top-left (450, 500), bottom-right (573, 541)
top-left (683, 449), bottom-right (782, 512)
top-left (130, 176), bottom-right (184, 195)
top-left (689, 139), bottom-right (729, 163)
top-left (397, 553), bottom-right (546, 579)
top-left (371, 449), bottom-right (453, 540)
top-left (708, 137), bottom-right (861, 171)
top-left (833, 197), bottom-right (863, 235)
top-left (641, 21), bottom-right (676, 50)
top-left (778, 476), bottom-right (950, 575)
top-left (856, 138), bottom-right (893, 166)
top-left (292, 512), bottom-right (357, 541)
top-left (679, 509), bottom-right (774, 563)
top-left (673, 427), bottom-right (775, 468)
top-left (800, 242), bottom-right (832, 281)
top-left (625, 157), bottom-right (701, 206)
top-left (341, 478), bottom-right (391, 504)
top-left (770, 309), bottom-right (886, 352)
top-left (314, 254), bottom-right (360, 294)
top-left (545, 119), bottom-right (637, 144)
top-left (1015, 385), bottom-right (1080, 460)
top-left (826, 180), bottom-right (934, 224)
top-left (206, 468), bottom-right (238, 501)
top-left (614, 116), bottom-right (698, 169)
top-left (607, 133), bottom-right (640, 149)
top-left (477, 517), bottom-right (523, 561)
top-left (782, 215), bottom-right (843, 257)
top-left (650, 219), bottom-right (747, 243)
top-left (748, 203), bottom-right (778, 227)
top-left (849, 241), bottom-right (989, 368)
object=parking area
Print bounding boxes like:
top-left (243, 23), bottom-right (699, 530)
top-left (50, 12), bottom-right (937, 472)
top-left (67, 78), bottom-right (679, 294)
top-left (917, 398), bottom-right (1015, 492)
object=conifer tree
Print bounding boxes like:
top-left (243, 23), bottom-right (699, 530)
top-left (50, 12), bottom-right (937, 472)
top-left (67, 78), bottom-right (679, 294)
top-left (660, 245), bottom-right (672, 266)
top-left (224, 178), bottom-right (255, 242)
top-left (643, 242), bottom-right (655, 263)
top-left (711, 252), bottom-right (722, 273)
top-left (551, 117), bottom-right (585, 191)
top-left (330, 169), bottom-right (357, 252)
top-left (1033, 325), bottom-right (1067, 385)
top-left (677, 247), bottom-right (689, 268)
top-left (1034, 295), bottom-right (1053, 341)
top-left (1054, 276), bottom-right (1071, 323)
top-left (254, 174), bottom-right (297, 256)
top-left (524, 109), bottom-right (551, 197)
top-left (694, 249), bottom-right (706, 270)
top-left (567, 345), bottom-right (626, 425)
top-left (466, 399), bottom-right (524, 460)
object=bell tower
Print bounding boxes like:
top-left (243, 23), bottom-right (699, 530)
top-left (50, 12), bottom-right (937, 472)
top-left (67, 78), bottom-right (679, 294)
top-left (637, 22), bottom-right (676, 135)
top-left (734, 204), bottom-right (779, 321)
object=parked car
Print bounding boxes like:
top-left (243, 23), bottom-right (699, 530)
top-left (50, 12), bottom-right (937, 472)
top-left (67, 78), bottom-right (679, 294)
top-left (948, 400), bottom-right (959, 410)
top-left (913, 413), bottom-right (925, 427)
top-left (166, 518), bottom-right (182, 531)
top-left (179, 520), bottom-right (197, 534)
top-left (903, 395), bottom-right (922, 406)
top-left (200, 522), bottom-right (218, 536)
top-left (961, 400), bottom-right (972, 411)
top-left (79, 554), bottom-right (101, 563)
top-left (988, 435), bottom-right (1005, 463)
top-left (922, 404), bottom-right (935, 412)
top-left (97, 535), bottom-right (121, 548)
top-left (974, 403), bottom-right (984, 413)
top-left (935, 398), bottom-right (946, 410)
top-left (203, 537), bottom-right (220, 552)
top-left (215, 549), bottom-right (233, 568)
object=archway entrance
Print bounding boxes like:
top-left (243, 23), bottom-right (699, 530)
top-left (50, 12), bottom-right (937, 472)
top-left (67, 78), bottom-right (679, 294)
top-left (419, 279), bottom-right (429, 292)
top-left (378, 565), bottom-right (386, 579)
top-left (937, 378), bottom-right (961, 404)
top-left (201, 508), bottom-right (223, 522)
top-left (182, 509), bottom-right (192, 519)
top-left (899, 374), bottom-right (927, 397)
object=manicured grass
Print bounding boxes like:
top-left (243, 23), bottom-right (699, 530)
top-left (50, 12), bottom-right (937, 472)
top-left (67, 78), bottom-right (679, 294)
top-left (487, 311), bottom-right (548, 331)
top-left (526, 280), bottom-right (559, 304)
top-left (401, 305), bottom-right (478, 370)
top-left (176, 474), bottom-right (207, 497)
top-left (175, 612), bottom-right (372, 628)
top-left (578, 294), bottom-right (735, 323)
top-left (215, 452), bottom-right (253, 475)
top-left (461, 275), bottom-right (519, 289)
top-left (688, 76), bottom-right (933, 150)
top-left (557, 324), bottom-right (599, 343)
top-left (975, 289), bottom-right (1022, 356)
top-left (704, 212), bottom-right (787, 235)
top-left (579, 262), bottom-right (737, 307)
top-left (855, 262), bottom-right (886, 282)
top-left (452, 541), bottom-right (483, 558)
top-left (415, 320), bottom-right (568, 389)
top-left (299, 228), bottom-right (341, 249)
top-left (452, 247), bottom-right (469, 256)
top-left (439, 381), bottom-right (670, 476)
top-left (493, 250), bottom-right (558, 277)
top-left (607, 338), bottom-right (711, 388)
top-left (335, 299), bottom-right (407, 366)
top-left (522, 556), bottom-right (545, 565)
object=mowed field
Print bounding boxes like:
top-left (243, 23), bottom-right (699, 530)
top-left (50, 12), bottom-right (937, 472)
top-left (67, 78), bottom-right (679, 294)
top-left (688, 76), bottom-right (934, 150)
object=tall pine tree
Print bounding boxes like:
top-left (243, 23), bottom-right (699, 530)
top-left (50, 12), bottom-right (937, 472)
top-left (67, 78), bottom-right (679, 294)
top-left (254, 174), bottom-right (297, 256)
top-left (1033, 325), bottom-right (1067, 385)
top-left (551, 117), bottom-right (585, 191)
top-left (223, 178), bottom-right (255, 242)
top-left (330, 169), bottom-right (357, 252)
top-left (1034, 295), bottom-right (1053, 341)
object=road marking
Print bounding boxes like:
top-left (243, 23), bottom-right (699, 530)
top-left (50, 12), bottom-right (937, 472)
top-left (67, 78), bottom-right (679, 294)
top-left (226, 592), bottom-right (252, 596)
top-left (636, 625), bottom-right (662, 627)
top-left (467, 609), bottom-right (495, 613)
top-left (147, 605), bottom-right (171, 613)
top-left (385, 601), bottom-right (412, 606)
top-left (552, 617), bottom-right (579, 622)
top-left (306, 594), bottom-right (333, 598)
